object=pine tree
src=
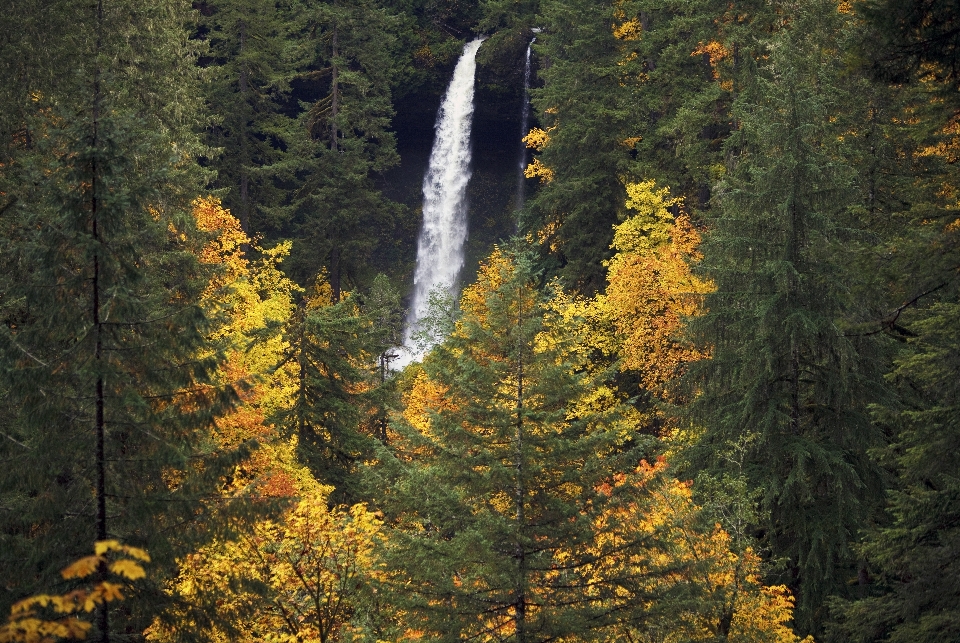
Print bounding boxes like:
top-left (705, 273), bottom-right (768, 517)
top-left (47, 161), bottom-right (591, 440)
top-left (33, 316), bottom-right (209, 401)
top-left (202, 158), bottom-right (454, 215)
top-left (680, 2), bottom-right (885, 635)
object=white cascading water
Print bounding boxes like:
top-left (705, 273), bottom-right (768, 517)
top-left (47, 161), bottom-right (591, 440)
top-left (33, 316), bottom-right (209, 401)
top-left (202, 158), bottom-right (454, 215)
top-left (401, 38), bottom-right (484, 361)
top-left (515, 39), bottom-right (534, 210)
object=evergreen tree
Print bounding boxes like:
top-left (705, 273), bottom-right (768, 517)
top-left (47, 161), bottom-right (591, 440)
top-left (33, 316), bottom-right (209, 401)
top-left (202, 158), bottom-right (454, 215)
top-left (362, 274), bottom-right (406, 443)
top-left (827, 295), bottom-right (960, 643)
top-left (373, 247), bottom-right (652, 642)
top-left (277, 0), bottom-right (401, 295)
top-left (197, 0), bottom-right (289, 236)
top-left (0, 0), bottom-right (240, 638)
top-left (279, 276), bottom-right (397, 501)
top-left (680, 2), bottom-right (885, 634)
top-left (527, 0), bottom-right (639, 293)
top-left (825, 6), bottom-right (960, 640)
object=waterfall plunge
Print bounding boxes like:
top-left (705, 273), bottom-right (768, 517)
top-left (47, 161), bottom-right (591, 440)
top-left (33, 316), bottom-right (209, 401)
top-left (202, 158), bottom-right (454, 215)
top-left (400, 38), bottom-right (484, 363)
top-left (516, 39), bottom-right (534, 211)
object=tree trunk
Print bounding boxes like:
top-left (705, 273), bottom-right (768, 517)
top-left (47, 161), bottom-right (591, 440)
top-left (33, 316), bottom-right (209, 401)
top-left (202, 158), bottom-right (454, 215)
top-left (329, 26), bottom-right (339, 151)
top-left (514, 285), bottom-right (527, 643)
top-left (92, 3), bottom-right (109, 641)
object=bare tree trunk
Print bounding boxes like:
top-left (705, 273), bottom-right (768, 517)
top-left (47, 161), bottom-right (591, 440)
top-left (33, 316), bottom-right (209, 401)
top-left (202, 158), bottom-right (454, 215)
top-left (92, 3), bottom-right (109, 642)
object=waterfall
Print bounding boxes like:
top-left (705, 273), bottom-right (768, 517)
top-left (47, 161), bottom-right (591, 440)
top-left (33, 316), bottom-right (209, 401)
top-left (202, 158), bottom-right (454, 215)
top-left (401, 38), bottom-right (484, 361)
top-left (516, 39), bottom-right (534, 210)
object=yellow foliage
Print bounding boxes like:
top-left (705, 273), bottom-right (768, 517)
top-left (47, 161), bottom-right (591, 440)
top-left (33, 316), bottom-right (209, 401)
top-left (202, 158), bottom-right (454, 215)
top-left (59, 558), bottom-right (100, 581)
top-left (613, 17), bottom-right (642, 41)
top-left (1, 543), bottom-right (149, 643)
top-left (147, 487), bottom-right (384, 643)
top-left (108, 560), bottom-right (146, 581)
top-left (524, 157), bottom-right (554, 184)
top-left (402, 371), bottom-right (452, 438)
top-left (189, 198), bottom-right (301, 496)
top-left (460, 249), bottom-right (516, 323)
top-left (521, 129), bottom-right (555, 184)
top-left (306, 268), bottom-right (335, 309)
top-left (577, 459), bottom-right (808, 643)
top-left (522, 127), bottom-right (551, 152)
top-left (599, 181), bottom-right (713, 399)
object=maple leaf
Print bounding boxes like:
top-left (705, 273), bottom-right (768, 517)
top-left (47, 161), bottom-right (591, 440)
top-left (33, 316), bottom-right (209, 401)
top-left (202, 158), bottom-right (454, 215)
top-left (110, 559), bottom-right (147, 581)
top-left (60, 557), bottom-right (102, 580)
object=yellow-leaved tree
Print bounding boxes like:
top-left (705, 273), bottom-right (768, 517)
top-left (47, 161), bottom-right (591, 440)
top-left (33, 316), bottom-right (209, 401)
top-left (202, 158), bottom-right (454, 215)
top-left (599, 180), bottom-right (713, 399)
top-left (0, 542), bottom-right (149, 643)
top-left (576, 459), bottom-right (812, 643)
top-left (191, 196), bottom-right (302, 497)
top-left (146, 482), bottom-right (385, 643)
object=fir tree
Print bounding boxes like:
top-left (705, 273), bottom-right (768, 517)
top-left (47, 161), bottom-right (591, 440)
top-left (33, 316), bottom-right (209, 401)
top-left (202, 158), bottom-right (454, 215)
top-left (373, 247), bottom-right (652, 642)
top-left (279, 277), bottom-right (388, 502)
top-left (680, 2), bottom-right (885, 634)
top-left (197, 0), bottom-right (289, 237)
top-left (277, 0), bottom-right (402, 295)
top-left (0, 0), bottom-right (240, 637)
top-left (825, 6), bottom-right (960, 639)
top-left (527, 0), bottom-right (639, 293)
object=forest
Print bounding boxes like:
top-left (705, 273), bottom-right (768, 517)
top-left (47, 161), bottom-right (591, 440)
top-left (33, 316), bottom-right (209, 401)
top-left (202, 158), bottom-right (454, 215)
top-left (1, 0), bottom-right (958, 642)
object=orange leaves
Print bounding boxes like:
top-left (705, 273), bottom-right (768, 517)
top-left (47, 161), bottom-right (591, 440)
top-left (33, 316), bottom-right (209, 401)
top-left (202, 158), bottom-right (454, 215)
top-left (193, 197), bottom-right (248, 262)
top-left (58, 558), bottom-right (100, 581)
top-left (188, 196), bottom-right (301, 500)
top-left (692, 41), bottom-right (731, 79)
top-left (193, 197), bottom-right (250, 292)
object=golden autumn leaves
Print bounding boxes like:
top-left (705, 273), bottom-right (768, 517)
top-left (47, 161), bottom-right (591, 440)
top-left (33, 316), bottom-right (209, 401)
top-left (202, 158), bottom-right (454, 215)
top-left (0, 542), bottom-right (150, 643)
top-left (2, 183), bottom-right (802, 643)
top-left (391, 233), bottom-right (807, 642)
top-left (146, 487), bottom-right (383, 643)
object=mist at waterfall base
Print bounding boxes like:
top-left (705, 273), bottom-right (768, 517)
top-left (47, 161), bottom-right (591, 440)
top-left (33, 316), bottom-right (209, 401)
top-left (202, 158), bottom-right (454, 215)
top-left (391, 39), bottom-right (484, 369)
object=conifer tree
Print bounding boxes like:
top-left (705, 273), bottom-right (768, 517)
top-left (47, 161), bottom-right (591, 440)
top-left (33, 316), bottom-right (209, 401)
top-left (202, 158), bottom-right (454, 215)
top-left (0, 0), bottom-right (240, 637)
top-left (527, 0), bottom-right (640, 292)
top-left (197, 0), bottom-right (289, 236)
top-left (680, 2), bottom-right (885, 634)
top-left (277, 0), bottom-right (401, 295)
top-left (362, 274), bottom-right (405, 443)
top-left (824, 6), bottom-right (960, 639)
top-left (373, 247), bottom-right (654, 642)
top-left (278, 275), bottom-right (403, 501)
